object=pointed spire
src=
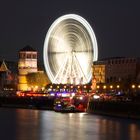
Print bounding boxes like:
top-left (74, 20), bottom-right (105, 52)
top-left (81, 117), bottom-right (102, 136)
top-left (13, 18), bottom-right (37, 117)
top-left (0, 60), bottom-right (9, 72)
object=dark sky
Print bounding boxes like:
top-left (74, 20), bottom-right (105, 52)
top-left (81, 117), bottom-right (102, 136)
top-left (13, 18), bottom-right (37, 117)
top-left (0, 0), bottom-right (140, 62)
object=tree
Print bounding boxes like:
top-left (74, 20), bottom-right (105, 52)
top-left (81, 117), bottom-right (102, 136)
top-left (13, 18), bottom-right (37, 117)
top-left (26, 71), bottom-right (50, 90)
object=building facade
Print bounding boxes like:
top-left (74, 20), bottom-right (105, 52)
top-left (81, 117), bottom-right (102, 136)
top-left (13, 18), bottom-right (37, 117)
top-left (93, 57), bottom-right (140, 84)
top-left (18, 45), bottom-right (38, 91)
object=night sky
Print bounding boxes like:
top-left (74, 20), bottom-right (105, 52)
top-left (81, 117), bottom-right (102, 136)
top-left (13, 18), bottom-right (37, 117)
top-left (0, 0), bottom-right (140, 62)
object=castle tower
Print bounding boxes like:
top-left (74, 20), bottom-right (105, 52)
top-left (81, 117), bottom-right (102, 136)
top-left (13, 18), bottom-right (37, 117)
top-left (18, 45), bottom-right (37, 91)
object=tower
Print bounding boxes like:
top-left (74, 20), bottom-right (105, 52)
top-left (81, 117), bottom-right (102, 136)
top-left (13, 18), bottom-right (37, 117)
top-left (0, 60), bottom-right (9, 90)
top-left (18, 45), bottom-right (37, 91)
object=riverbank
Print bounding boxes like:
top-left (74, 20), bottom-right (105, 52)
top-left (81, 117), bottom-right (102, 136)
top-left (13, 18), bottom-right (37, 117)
top-left (0, 96), bottom-right (54, 110)
top-left (1, 96), bottom-right (140, 119)
top-left (87, 100), bottom-right (140, 119)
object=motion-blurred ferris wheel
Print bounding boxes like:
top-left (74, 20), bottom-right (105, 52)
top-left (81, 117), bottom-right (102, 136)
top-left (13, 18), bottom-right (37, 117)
top-left (43, 14), bottom-right (98, 85)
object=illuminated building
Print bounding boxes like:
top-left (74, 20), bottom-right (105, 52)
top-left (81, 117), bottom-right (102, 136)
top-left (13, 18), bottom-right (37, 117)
top-left (92, 61), bottom-right (105, 84)
top-left (18, 45), bottom-right (37, 91)
top-left (93, 57), bottom-right (140, 84)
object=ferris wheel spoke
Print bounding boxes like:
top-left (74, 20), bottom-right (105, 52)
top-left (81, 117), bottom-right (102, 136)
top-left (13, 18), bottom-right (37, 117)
top-left (73, 54), bottom-right (88, 83)
top-left (53, 55), bottom-right (69, 83)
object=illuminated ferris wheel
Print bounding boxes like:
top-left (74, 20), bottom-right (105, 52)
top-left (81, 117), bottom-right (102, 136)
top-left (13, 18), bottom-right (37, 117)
top-left (43, 14), bottom-right (98, 85)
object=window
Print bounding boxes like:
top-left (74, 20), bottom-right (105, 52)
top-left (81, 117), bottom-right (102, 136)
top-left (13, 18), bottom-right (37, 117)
top-left (33, 54), bottom-right (37, 59)
top-left (27, 54), bottom-right (31, 59)
top-left (112, 60), bottom-right (114, 64)
top-left (20, 53), bottom-right (25, 59)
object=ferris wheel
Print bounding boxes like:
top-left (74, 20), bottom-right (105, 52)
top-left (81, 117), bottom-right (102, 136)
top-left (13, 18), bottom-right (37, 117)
top-left (43, 14), bottom-right (98, 85)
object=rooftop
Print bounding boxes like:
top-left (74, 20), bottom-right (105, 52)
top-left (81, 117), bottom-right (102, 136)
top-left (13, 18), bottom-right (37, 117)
top-left (20, 45), bottom-right (36, 52)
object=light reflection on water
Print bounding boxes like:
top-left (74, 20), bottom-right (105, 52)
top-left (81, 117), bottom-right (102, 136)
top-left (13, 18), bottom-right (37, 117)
top-left (0, 108), bottom-right (140, 140)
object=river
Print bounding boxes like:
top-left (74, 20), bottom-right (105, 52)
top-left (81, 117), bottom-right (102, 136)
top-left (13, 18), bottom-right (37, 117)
top-left (0, 108), bottom-right (140, 140)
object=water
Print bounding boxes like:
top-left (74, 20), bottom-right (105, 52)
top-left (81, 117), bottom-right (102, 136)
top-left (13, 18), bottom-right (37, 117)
top-left (0, 108), bottom-right (140, 140)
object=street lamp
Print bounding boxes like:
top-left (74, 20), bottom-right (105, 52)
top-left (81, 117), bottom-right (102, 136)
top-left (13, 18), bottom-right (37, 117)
top-left (117, 85), bottom-right (120, 89)
top-left (96, 85), bottom-right (100, 89)
top-left (132, 84), bottom-right (135, 89)
top-left (103, 85), bottom-right (106, 89)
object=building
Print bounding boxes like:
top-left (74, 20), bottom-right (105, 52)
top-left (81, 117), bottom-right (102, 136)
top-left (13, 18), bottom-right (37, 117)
top-left (0, 60), bottom-right (17, 91)
top-left (92, 61), bottom-right (105, 83)
top-left (93, 57), bottom-right (140, 84)
top-left (18, 45), bottom-right (38, 91)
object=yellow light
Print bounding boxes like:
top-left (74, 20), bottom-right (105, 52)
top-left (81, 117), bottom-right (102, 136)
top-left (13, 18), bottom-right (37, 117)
top-left (96, 85), bottom-right (100, 89)
top-left (138, 85), bottom-right (140, 88)
top-left (103, 85), bottom-right (106, 89)
top-left (117, 85), bottom-right (120, 88)
top-left (41, 87), bottom-right (45, 91)
top-left (78, 86), bottom-right (80, 88)
top-left (57, 86), bottom-right (59, 88)
top-left (132, 85), bottom-right (135, 89)
top-left (110, 85), bottom-right (113, 89)
top-left (64, 86), bottom-right (66, 88)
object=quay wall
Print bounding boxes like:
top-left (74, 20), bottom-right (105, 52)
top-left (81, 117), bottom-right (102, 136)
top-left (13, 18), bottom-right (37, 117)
top-left (87, 100), bottom-right (140, 119)
top-left (0, 96), bottom-right (54, 110)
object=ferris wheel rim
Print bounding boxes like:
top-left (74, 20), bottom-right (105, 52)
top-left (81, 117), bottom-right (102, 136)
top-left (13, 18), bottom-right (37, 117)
top-left (43, 14), bottom-right (98, 84)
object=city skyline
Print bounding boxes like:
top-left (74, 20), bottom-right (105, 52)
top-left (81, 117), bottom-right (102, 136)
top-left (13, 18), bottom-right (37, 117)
top-left (0, 0), bottom-right (140, 62)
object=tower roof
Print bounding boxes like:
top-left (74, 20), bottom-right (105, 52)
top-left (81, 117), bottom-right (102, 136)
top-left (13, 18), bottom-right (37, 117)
top-left (20, 45), bottom-right (36, 52)
top-left (0, 60), bottom-right (9, 72)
